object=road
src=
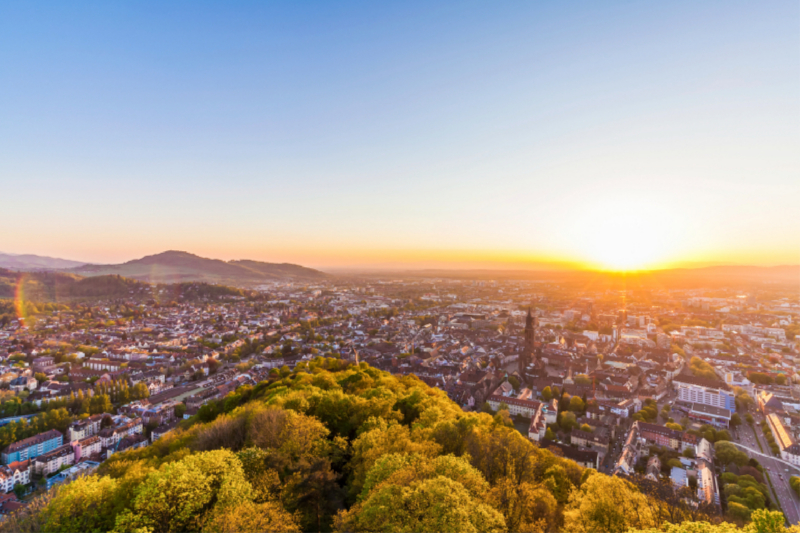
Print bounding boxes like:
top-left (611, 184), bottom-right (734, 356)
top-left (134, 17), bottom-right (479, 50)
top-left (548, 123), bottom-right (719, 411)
top-left (732, 412), bottom-right (800, 525)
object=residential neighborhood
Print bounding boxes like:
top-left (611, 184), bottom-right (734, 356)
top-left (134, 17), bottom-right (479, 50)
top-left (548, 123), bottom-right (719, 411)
top-left (0, 277), bottom-right (798, 522)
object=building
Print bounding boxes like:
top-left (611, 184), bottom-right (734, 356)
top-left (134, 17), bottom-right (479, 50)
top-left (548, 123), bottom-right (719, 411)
top-left (688, 403), bottom-right (732, 428)
top-left (9, 376), bottom-right (37, 393)
top-left (487, 394), bottom-right (542, 418)
top-left (75, 435), bottom-right (102, 460)
top-left (696, 463), bottom-right (720, 506)
top-left (543, 440), bottom-right (599, 469)
top-left (98, 418), bottom-right (143, 450)
top-left (0, 461), bottom-right (30, 493)
top-left (67, 414), bottom-right (106, 441)
top-left (645, 456), bottom-right (661, 481)
top-left (766, 413), bottom-right (800, 466)
top-left (757, 391), bottom-right (784, 415)
top-left (520, 308), bottom-right (537, 382)
top-left (1, 429), bottom-right (63, 464)
top-left (527, 401), bottom-right (558, 442)
top-left (673, 375), bottom-right (735, 411)
top-left (570, 429), bottom-right (610, 452)
top-left (32, 444), bottom-right (75, 475)
top-left (186, 388), bottom-right (222, 410)
top-left (44, 461), bottom-right (100, 490)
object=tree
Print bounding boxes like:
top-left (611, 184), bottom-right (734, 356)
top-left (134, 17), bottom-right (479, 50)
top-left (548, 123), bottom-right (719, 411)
top-left (36, 475), bottom-right (123, 532)
top-left (131, 382), bottom-right (150, 401)
top-left (666, 459), bottom-right (683, 469)
top-left (563, 472), bottom-right (657, 533)
top-left (579, 423), bottom-right (593, 433)
top-left (508, 376), bottom-right (521, 391)
top-left (559, 412), bottom-right (579, 432)
top-left (569, 396), bottom-right (585, 412)
top-left (34, 372), bottom-right (47, 383)
top-left (89, 394), bottom-right (113, 415)
top-left (282, 456), bottom-right (343, 532)
top-left (336, 462), bottom-right (505, 533)
top-left (488, 476), bottom-right (558, 533)
top-left (730, 413), bottom-right (741, 427)
top-left (204, 501), bottom-right (300, 533)
top-left (174, 403), bottom-right (187, 419)
top-left (114, 449), bottom-right (254, 533)
top-left (541, 386), bottom-right (552, 401)
top-left (12, 483), bottom-right (25, 500)
top-left (715, 441), bottom-right (748, 467)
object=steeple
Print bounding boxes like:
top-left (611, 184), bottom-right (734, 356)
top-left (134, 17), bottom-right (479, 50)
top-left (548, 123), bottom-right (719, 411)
top-left (522, 307), bottom-right (536, 383)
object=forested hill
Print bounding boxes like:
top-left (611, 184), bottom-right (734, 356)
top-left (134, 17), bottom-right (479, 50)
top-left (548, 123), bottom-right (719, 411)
top-left (3, 361), bottom-right (795, 533)
top-left (68, 250), bottom-right (327, 284)
top-left (0, 269), bottom-right (246, 304)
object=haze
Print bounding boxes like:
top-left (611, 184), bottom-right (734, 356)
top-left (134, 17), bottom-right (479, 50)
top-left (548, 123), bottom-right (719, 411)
top-left (1, 1), bottom-right (798, 271)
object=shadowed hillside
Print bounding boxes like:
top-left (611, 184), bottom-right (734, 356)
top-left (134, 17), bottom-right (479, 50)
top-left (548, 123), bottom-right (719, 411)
top-left (69, 250), bottom-right (327, 284)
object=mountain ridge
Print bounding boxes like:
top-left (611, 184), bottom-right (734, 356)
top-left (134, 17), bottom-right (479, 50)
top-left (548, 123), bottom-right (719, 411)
top-left (0, 252), bottom-right (89, 271)
top-left (68, 250), bottom-right (327, 283)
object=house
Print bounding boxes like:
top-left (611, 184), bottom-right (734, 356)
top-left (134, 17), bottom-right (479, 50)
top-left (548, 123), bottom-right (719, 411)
top-left (9, 376), bottom-right (37, 393)
top-left (0, 460), bottom-right (30, 493)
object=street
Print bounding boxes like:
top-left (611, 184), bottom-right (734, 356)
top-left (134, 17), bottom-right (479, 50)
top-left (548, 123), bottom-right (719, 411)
top-left (732, 411), bottom-right (800, 525)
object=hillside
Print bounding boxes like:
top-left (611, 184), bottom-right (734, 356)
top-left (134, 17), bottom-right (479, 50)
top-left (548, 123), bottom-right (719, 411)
top-left (0, 252), bottom-right (88, 271)
top-left (2, 361), bottom-right (793, 533)
top-left (0, 269), bottom-right (246, 304)
top-left (69, 250), bottom-right (327, 284)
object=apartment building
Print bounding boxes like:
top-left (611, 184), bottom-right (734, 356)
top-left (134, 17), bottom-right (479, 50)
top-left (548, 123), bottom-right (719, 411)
top-left (1, 429), bottom-right (63, 464)
top-left (673, 375), bottom-right (735, 411)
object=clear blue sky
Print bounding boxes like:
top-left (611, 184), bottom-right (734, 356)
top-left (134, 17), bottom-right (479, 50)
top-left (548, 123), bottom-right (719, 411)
top-left (1, 1), bottom-right (798, 269)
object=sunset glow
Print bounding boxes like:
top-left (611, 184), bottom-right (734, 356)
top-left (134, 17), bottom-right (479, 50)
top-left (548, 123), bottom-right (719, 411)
top-left (0, 2), bottom-right (798, 271)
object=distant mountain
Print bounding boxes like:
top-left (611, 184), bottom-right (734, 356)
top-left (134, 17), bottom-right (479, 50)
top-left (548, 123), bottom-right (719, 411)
top-left (68, 250), bottom-right (327, 284)
top-left (0, 252), bottom-right (89, 271)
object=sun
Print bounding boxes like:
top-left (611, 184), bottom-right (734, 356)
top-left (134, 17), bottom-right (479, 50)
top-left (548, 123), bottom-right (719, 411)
top-left (567, 198), bottom-right (685, 272)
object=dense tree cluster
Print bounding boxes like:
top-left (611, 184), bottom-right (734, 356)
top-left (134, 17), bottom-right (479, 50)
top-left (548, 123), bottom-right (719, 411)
top-left (1, 361), bottom-right (793, 533)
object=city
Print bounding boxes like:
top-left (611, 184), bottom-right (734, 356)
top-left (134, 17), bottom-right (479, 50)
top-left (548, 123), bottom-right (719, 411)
top-left (1, 1), bottom-right (798, 531)
top-left (0, 265), bottom-right (798, 528)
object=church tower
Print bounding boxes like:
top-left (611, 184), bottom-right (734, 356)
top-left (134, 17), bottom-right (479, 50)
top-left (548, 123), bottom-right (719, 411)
top-left (522, 307), bottom-right (536, 382)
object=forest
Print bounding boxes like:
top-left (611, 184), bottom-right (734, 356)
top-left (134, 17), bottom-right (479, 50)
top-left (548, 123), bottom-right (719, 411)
top-left (2, 360), bottom-right (797, 533)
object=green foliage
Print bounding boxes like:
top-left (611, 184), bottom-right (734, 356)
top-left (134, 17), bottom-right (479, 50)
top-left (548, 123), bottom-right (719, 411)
top-left (0, 361), bottom-right (745, 533)
top-left (689, 357), bottom-right (717, 381)
top-left (716, 441), bottom-right (749, 467)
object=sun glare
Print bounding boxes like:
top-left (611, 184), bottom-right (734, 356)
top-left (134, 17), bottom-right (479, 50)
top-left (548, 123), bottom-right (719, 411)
top-left (568, 199), bottom-right (684, 272)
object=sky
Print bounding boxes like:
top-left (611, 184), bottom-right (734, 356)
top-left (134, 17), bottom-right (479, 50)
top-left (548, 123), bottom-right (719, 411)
top-left (1, 1), bottom-right (798, 271)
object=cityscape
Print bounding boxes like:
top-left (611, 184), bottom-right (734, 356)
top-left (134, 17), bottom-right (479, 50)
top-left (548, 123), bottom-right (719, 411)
top-left (1, 1), bottom-right (799, 532)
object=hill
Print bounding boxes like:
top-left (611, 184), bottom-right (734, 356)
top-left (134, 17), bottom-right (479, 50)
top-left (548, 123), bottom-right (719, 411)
top-left (69, 250), bottom-right (327, 284)
top-left (0, 252), bottom-right (88, 271)
top-left (2, 360), bottom-right (792, 533)
top-left (0, 269), bottom-right (246, 304)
